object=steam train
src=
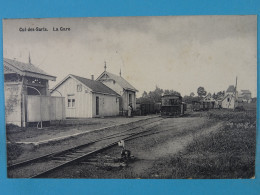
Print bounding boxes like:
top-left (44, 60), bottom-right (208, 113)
top-left (160, 94), bottom-right (186, 117)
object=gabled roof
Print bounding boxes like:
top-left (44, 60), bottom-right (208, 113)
top-left (51, 74), bottom-right (120, 96)
top-left (221, 93), bottom-right (235, 102)
top-left (4, 58), bottom-right (56, 81)
top-left (97, 71), bottom-right (138, 92)
top-left (226, 85), bottom-right (235, 93)
top-left (202, 95), bottom-right (216, 102)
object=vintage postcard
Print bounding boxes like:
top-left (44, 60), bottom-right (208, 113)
top-left (3, 15), bottom-right (257, 178)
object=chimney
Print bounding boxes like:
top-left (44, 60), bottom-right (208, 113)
top-left (91, 75), bottom-right (94, 80)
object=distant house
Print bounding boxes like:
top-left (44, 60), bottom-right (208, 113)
top-left (221, 94), bottom-right (236, 109)
top-left (96, 68), bottom-right (138, 114)
top-left (4, 58), bottom-right (64, 127)
top-left (201, 94), bottom-right (217, 109)
top-left (238, 90), bottom-right (252, 103)
top-left (221, 85), bottom-right (237, 109)
top-left (51, 74), bottom-right (120, 118)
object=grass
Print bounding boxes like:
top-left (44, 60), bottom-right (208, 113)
top-left (146, 109), bottom-right (256, 179)
top-left (7, 143), bottom-right (24, 161)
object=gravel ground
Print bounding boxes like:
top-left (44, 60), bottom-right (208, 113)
top-left (6, 115), bottom-right (157, 143)
top-left (40, 116), bottom-right (223, 178)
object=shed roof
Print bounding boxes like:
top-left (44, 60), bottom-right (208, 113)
top-left (4, 58), bottom-right (56, 81)
top-left (97, 71), bottom-right (138, 92)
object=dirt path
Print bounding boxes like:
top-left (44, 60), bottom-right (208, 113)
top-left (130, 121), bottom-right (223, 175)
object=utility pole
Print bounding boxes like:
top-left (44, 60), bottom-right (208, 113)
top-left (233, 76), bottom-right (238, 110)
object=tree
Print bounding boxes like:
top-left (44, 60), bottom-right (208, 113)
top-left (216, 91), bottom-right (225, 99)
top-left (197, 87), bottom-right (207, 97)
top-left (137, 87), bottom-right (181, 104)
top-left (190, 92), bottom-right (195, 97)
top-left (212, 93), bottom-right (217, 99)
top-left (183, 95), bottom-right (194, 104)
top-left (164, 89), bottom-right (170, 95)
top-left (149, 86), bottom-right (164, 102)
top-left (142, 91), bottom-right (148, 98)
top-left (164, 89), bottom-right (180, 96)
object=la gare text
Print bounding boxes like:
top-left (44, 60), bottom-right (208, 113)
top-left (19, 27), bottom-right (71, 32)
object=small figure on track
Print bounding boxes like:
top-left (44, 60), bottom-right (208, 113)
top-left (118, 140), bottom-right (132, 163)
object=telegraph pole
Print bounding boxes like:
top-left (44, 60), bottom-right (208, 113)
top-left (234, 76), bottom-right (238, 110)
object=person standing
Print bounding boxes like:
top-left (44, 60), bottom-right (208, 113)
top-left (128, 104), bottom-right (132, 117)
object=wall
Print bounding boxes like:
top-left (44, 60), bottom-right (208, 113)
top-left (51, 77), bottom-right (92, 118)
top-left (100, 79), bottom-right (137, 111)
top-left (222, 95), bottom-right (235, 109)
top-left (122, 90), bottom-right (136, 111)
top-left (92, 93), bottom-right (119, 117)
top-left (4, 83), bottom-right (23, 126)
top-left (101, 80), bottom-right (123, 95)
top-left (25, 95), bottom-right (65, 122)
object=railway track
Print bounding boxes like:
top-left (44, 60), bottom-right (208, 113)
top-left (8, 117), bottom-right (165, 178)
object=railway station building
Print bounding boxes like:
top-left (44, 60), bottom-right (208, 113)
top-left (96, 65), bottom-right (138, 115)
top-left (50, 74), bottom-right (120, 118)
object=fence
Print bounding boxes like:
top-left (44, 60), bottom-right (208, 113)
top-left (24, 95), bottom-right (65, 123)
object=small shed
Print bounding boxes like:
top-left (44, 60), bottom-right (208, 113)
top-left (4, 58), bottom-right (65, 127)
top-left (51, 74), bottom-right (120, 118)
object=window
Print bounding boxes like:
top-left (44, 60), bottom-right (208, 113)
top-left (77, 84), bottom-right (82, 92)
top-left (227, 98), bottom-right (230, 102)
top-left (68, 95), bottom-right (75, 108)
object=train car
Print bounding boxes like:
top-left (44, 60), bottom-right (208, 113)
top-left (136, 102), bottom-right (162, 115)
top-left (139, 103), bottom-right (161, 115)
top-left (161, 94), bottom-right (186, 117)
top-left (192, 100), bottom-right (216, 111)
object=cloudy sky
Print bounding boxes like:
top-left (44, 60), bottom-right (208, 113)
top-left (3, 15), bottom-right (257, 97)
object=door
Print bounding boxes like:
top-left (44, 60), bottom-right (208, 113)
top-left (96, 96), bottom-right (99, 115)
top-left (129, 94), bottom-right (132, 104)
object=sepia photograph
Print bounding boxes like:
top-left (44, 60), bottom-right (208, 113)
top-left (3, 15), bottom-right (257, 179)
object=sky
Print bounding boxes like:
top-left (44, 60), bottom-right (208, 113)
top-left (2, 15), bottom-right (257, 97)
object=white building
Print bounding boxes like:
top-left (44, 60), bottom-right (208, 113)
top-left (221, 85), bottom-right (237, 109)
top-left (96, 67), bottom-right (138, 114)
top-left (221, 94), bottom-right (236, 109)
top-left (51, 74), bottom-right (120, 118)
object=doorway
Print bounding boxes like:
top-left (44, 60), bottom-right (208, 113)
top-left (96, 96), bottom-right (99, 115)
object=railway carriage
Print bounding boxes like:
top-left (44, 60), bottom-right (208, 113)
top-left (161, 94), bottom-right (186, 117)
